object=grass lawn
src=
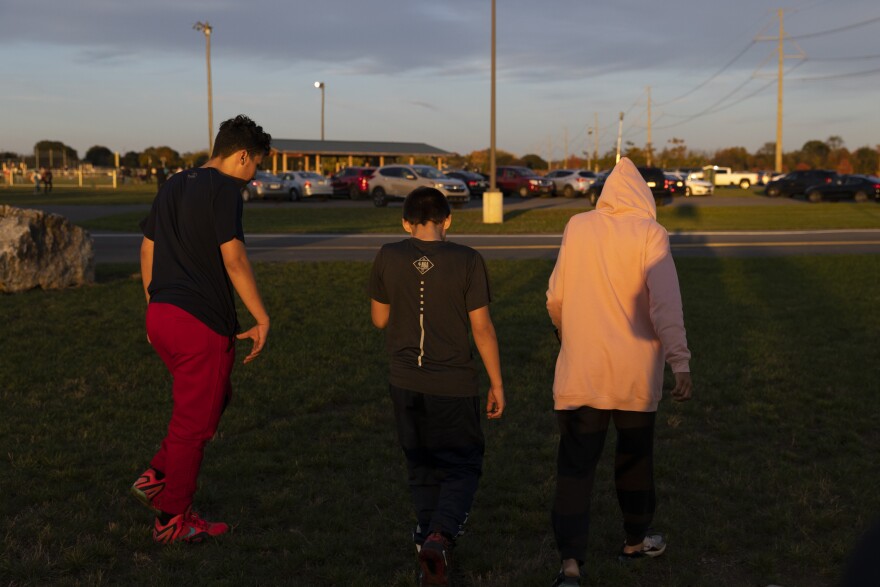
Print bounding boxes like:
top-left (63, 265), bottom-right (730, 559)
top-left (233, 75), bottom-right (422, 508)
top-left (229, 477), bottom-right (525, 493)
top-left (0, 185), bottom-right (158, 205)
top-left (1, 256), bottom-right (878, 586)
top-left (76, 203), bottom-right (880, 234)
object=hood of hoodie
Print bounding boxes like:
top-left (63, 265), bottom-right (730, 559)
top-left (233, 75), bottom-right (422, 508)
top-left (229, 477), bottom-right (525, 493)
top-left (596, 157), bottom-right (657, 220)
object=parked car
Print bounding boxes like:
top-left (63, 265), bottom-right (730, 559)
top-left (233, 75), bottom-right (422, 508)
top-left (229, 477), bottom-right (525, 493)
top-left (241, 171), bottom-right (288, 201)
top-left (544, 169), bottom-right (598, 198)
top-left (804, 174), bottom-right (880, 203)
top-left (369, 164), bottom-right (470, 207)
top-left (330, 166), bottom-right (376, 199)
top-left (495, 166), bottom-right (554, 197)
top-left (674, 171), bottom-right (714, 196)
top-left (586, 167), bottom-right (676, 206)
top-left (585, 172), bottom-right (610, 206)
top-left (695, 165), bottom-right (760, 189)
top-left (279, 171), bottom-right (333, 200)
top-left (764, 169), bottom-right (836, 198)
top-left (639, 166), bottom-right (678, 203)
top-left (443, 169), bottom-right (488, 197)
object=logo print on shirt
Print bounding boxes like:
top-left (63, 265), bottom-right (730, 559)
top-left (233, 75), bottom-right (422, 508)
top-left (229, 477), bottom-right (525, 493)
top-left (413, 256), bottom-right (434, 275)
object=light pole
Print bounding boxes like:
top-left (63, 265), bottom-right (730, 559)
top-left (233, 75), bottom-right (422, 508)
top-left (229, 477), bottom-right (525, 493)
top-left (193, 21), bottom-right (214, 155)
top-left (314, 81), bottom-right (325, 140)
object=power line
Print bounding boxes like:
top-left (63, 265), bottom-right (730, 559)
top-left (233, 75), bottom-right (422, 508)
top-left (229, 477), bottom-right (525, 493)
top-left (654, 40), bottom-right (757, 106)
top-left (654, 61), bottom-right (806, 129)
top-left (788, 14), bottom-right (880, 39)
top-left (789, 65), bottom-right (880, 81)
top-left (807, 54), bottom-right (880, 61)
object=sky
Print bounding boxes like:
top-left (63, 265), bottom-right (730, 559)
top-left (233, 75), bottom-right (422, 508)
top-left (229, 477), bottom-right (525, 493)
top-left (1, 0), bottom-right (879, 162)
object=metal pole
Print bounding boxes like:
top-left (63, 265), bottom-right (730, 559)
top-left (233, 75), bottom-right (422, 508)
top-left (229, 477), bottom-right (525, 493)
top-left (194, 22), bottom-right (214, 155)
top-left (206, 25), bottom-right (213, 155)
top-left (489, 0), bottom-right (496, 192)
top-left (615, 112), bottom-right (624, 164)
top-left (775, 9), bottom-right (784, 173)
top-left (646, 86), bottom-right (652, 167)
top-left (483, 0), bottom-right (502, 223)
top-left (594, 112), bottom-right (599, 172)
top-left (321, 85), bottom-right (325, 141)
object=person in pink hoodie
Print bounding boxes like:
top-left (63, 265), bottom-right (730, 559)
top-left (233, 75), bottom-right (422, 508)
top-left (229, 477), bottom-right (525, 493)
top-left (546, 157), bottom-right (693, 586)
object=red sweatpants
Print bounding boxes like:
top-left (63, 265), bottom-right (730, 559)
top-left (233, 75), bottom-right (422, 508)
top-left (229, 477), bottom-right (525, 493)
top-left (145, 302), bottom-right (235, 515)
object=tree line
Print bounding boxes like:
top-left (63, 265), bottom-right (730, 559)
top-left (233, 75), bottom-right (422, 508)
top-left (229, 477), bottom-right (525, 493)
top-left (3, 136), bottom-right (878, 176)
top-left (444, 136), bottom-right (879, 175)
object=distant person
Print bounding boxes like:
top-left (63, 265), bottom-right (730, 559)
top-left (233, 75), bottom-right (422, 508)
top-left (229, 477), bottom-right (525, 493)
top-left (132, 115), bottom-right (272, 544)
top-left (545, 157), bottom-right (693, 586)
top-left (31, 169), bottom-right (41, 194)
top-left (369, 187), bottom-right (505, 586)
top-left (43, 168), bottom-right (53, 193)
top-left (155, 166), bottom-right (168, 192)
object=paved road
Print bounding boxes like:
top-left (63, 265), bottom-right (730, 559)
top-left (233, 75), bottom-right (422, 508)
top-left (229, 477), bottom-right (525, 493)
top-left (93, 230), bottom-right (880, 263)
top-left (19, 199), bottom-right (880, 261)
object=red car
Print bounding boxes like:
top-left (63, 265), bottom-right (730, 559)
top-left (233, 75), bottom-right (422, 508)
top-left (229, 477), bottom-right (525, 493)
top-left (495, 166), bottom-right (554, 197)
top-left (330, 167), bottom-right (376, 199)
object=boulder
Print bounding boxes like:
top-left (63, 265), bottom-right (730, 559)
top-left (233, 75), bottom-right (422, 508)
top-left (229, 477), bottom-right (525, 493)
top-left (0, 205), bottom-right (95, 293)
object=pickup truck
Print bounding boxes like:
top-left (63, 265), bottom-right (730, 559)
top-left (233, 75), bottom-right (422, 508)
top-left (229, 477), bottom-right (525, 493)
top-left (692, 166), bottom-right (760, 189)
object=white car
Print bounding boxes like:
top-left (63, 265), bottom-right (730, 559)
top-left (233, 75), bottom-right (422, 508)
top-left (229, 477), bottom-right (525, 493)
top-left (544, 169), bottom-right (598, 198)
top-left (279, 171), bottom-right (333, 200)
top-left (369, 164), bottom-right (470, 207)
top-left (681, 172), bottom-right (714, 197)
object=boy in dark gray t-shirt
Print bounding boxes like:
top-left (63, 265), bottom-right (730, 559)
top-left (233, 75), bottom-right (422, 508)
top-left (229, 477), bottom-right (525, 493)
top-left (369, 187), bottom-right (504, 586)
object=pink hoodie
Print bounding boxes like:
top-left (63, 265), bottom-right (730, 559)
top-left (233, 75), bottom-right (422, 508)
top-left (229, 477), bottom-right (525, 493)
top-left (546, 158), bottom-right (690, 412)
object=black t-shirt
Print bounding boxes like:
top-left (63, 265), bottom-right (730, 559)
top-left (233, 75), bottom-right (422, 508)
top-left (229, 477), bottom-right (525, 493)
top-left (369, 238), bottom-right (491, 397)
top-left (140, 167), bottom-right (245, 336)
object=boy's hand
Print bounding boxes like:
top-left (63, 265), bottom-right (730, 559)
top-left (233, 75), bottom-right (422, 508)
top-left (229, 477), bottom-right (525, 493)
top-left (486, 385), bottom-right (505, 419)
top-left (237, 323), bottom-right (270, 364)
top-left (670, 372), bottom-right (692, 402)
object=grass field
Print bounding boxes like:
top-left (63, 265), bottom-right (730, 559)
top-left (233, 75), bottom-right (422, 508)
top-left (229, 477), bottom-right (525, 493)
top-left (75, 203), bottom-right (880, 235)
top-left (2, 256), bottom-right (879, 586)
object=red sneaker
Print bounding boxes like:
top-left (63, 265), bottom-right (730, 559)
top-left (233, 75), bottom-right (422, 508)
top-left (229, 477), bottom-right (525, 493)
top-left (418, 532), bottom-right (453, 586)
top-left (152, 508), bottom-right (229, 544)
top-left (131, 468), bottom-right (165, 514)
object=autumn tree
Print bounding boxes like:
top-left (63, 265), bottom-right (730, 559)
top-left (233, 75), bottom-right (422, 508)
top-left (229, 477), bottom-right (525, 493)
top-left (520, 153), bottom-right (547, 170)
top-left (799, 140), bottom-right (831, 169)
top-left (84, 145), bottom-right (115, 167)
top-left (713, 146), bottom-right (751, 170)
top-left (852, 147), bottom-right (879, 175)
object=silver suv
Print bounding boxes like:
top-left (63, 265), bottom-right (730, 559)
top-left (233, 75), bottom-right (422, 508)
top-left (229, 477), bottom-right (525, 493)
top-left (369, 164), bottom-right (470, 208)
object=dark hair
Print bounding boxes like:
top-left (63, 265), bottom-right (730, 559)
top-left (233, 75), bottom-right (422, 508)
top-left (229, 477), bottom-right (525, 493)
top-left (403, 187), bottom-right (451, 225)
top-left (211, 115), bottom-right (272, 158)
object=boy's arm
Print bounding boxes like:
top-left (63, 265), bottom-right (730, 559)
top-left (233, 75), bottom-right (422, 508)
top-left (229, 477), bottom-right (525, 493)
top-left (139, 237), bottom-right (153, 303)
top-left (371, 299), bottom-right (390, 329)
top-left (220, 238), bottom-right (270, 364)
top-left (469, 305), bottom-right (505, 419)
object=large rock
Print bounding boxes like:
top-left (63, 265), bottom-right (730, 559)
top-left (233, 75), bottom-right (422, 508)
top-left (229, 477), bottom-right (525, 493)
top-left (0, 205), bottom-right (95, 293)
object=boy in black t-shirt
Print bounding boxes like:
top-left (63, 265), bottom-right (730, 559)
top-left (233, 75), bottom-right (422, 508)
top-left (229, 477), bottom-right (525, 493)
top-left (369, 187), bottom-right (505, 585)
top-left (132, 115), bottom-right (272, 544)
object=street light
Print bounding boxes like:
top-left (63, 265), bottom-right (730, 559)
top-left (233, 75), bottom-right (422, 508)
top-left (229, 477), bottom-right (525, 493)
top-left (193, 21), bottom-right (214, 155)
top-left (313, 81), bottom-right (325, 140)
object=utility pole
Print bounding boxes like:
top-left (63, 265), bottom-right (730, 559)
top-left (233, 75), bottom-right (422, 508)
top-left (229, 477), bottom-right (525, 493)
top-left (194, 21), bottom-right (214, 155)
top-left (756, 10), bottom-right (803, 173)
top-left (594, 112), bottom-right (599, 172)
top-left (547, 136), bottom-right (552, 170)
top-left (646, 86), bottom-right (653, 167)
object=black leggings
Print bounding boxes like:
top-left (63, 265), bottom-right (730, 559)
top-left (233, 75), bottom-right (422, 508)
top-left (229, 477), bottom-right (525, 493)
top-left (551, 407), bottom-right (656, 563)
